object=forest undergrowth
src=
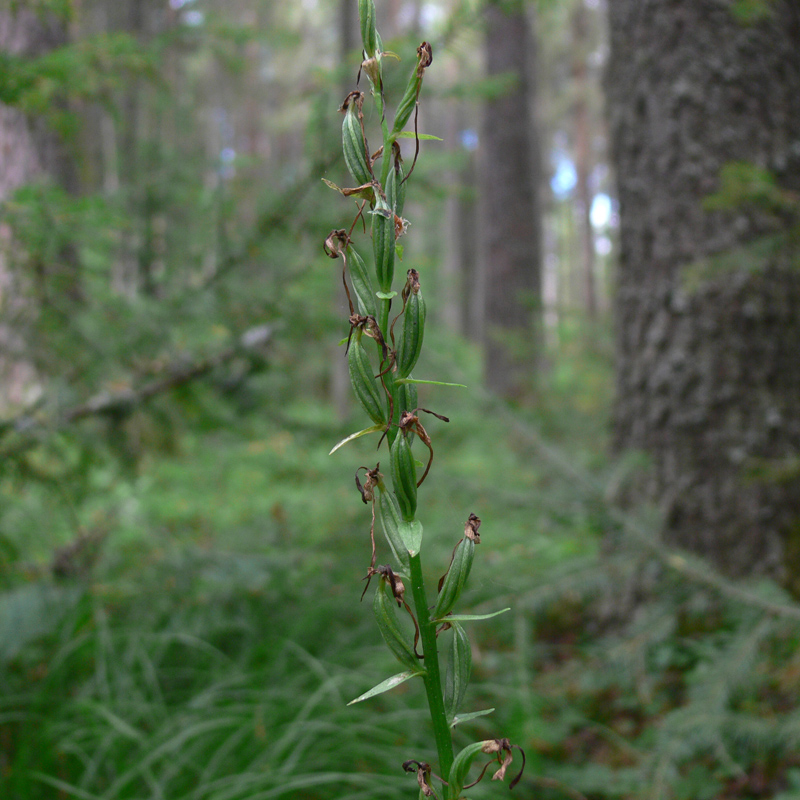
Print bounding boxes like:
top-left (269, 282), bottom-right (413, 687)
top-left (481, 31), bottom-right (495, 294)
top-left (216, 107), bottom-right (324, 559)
top-left (2, 321), bottom-right (800, 800)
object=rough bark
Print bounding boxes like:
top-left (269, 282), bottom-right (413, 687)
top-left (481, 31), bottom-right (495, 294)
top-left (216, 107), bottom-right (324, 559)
top-left (479, 0), bottom-right (542, 398)
top-left (607, 0), bottom-right (800, 582)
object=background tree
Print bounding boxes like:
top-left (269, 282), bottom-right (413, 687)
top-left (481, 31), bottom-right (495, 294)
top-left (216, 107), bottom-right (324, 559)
top-left (0, 3), bottom-right (74, 407)
top-left (607, 0), bottom-right (800, 584)
top-left (478, 0), bottom-right (542, 398)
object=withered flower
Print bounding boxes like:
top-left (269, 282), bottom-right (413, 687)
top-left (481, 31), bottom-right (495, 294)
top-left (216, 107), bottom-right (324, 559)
top-left (465, 513), bottom-right (481, 544)
top-left (402, 760), bottom-right (441, 798)
top-left (464, 738), bottom-right (526, 790)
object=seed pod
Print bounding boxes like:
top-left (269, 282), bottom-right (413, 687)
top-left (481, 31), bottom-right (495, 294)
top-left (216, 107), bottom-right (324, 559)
top-left (390, 432), bottom-right (417, 522)
top-left (378, 488), bottom-right (410, 572)
top-left (432, 535), bottom-right (475, 620)
top-left (386, 160), bottom-right (406, 221)
top-left (392, 77), bottom-right (420, 137)
top-left (358, 0), bottom-right (380, 58)
top-left (342, 97), bottom-right (371, 186)
top-left (395, 276), bottom-right (426, 379)
top-left (346, 244), bottom-right (377, 318)
top-left (391, 42), bottom-right (433, 135)
top-left (373, 575), bottom-right (419, 671)
top-left (348, 333), bottom-right (386, 425)
top-left (444, 622), bottom-right (472, 722)
top-left (372, 195), bottom-right (395, 293)
top-left (447, 741), bottom-right (487, 799)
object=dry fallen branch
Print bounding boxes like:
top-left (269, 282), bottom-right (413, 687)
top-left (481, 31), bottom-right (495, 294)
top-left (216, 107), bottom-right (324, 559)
top-left (0, 324), bottom-right (273, 459)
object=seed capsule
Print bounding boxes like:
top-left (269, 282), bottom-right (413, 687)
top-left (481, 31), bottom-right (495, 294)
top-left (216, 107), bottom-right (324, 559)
top-left (342, 95), bottom-right (371, 186)
top-left (432, 535), bottom-right (475, 620)
top-left (358, 0), bottom-right (380, 58)
top-left (373, 575), bottom-right (419, 671)
top-left (444, 621), bottom-right (472, 722)
top-left (346, 244), bottom-right (377, 318)
top-left (390, 432), bottom-right (417, 522)
top-left (395, 271), bottom-right (425, 379)
top-left (391, 42), bottom-right (433, 135)
top-left (348, 333), bottom-right (386, 425)
top-left (372, 195), bottom-right (395, 293)
top-left (378, 488), bottom-right (410, 572)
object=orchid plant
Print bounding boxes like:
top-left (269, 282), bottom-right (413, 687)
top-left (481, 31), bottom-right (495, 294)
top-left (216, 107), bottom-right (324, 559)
top-left (325, 3), bottom-right (525, 796)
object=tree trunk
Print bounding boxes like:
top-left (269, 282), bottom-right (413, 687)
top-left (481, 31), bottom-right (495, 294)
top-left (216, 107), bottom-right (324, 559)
top-left (0, 7), bottom-right (72, 411)
top-left (607, 0), bottom-right (800, 584)
top-left (571, 0), bottom-right (597, 318)
top-left (479, 0), bottom-right (542, 398)
top-left (0, 9), bottom-right (73, 199)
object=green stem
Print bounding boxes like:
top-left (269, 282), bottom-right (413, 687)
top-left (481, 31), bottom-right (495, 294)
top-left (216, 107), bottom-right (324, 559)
top-left (408, 550), bottom-right (454, 779)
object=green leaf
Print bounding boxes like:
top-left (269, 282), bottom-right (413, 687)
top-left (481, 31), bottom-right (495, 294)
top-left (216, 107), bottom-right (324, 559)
top-left (451, 708), bottom-right (495, 727)
top-left (395, 379), bottom-right (467, 388)
top-left (395, 244), bottom-right (404, 261)
top-left (329, 424), bottom-right (384, 455)
top-left (398, 520), bottom-right (423, 556)
top-left (433, 608), bottom-right (511, 624)
top-left (376, 291), bottom-right (397, 300)
top-left (448, 741), bottom-right (488, 799)
top-left (396, 132), bottom-right (443, 141)
top-left (347, 669), bottom-right (424, 705)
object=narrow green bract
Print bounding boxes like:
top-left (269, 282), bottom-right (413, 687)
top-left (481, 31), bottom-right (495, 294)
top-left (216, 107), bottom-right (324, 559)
top-left (447, 741), bottom-right (487, 799)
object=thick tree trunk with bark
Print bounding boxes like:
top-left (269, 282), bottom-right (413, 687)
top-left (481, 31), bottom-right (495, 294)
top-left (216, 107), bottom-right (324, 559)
top-left (607, 0), bottom-right (800, 583)
top-left (479, 0), bottom-right (542, 398)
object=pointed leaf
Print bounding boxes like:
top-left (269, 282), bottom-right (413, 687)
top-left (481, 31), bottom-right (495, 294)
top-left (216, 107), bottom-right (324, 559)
top-left (395, 379), bottom-right (467, 388)
top-left (396, 132), bottom-right (443, 141)
top-left (450, 708), bottom-right (496, 728)
top-left (433, 608), bottom-right (511, 624)
top-left (329, 424), bottom-right (384, 455)
top-left (347, 669), bottom-right (424, 705)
